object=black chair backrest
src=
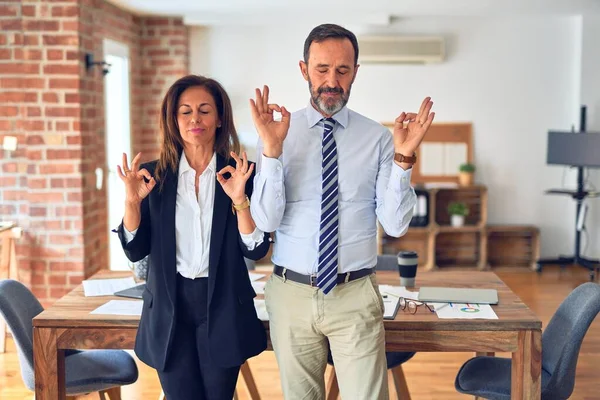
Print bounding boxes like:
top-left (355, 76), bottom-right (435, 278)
top-left (541, 282), bottom-right (600, 399)
top-left (0, 279), bottom-right (44, 390)
top-left (376, 254), bottom-right (398, 271)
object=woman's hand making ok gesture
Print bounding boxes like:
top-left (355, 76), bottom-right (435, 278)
top-left (117, 152), bottom-right (156, 206)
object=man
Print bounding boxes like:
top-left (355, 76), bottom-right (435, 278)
top-left (249, 23), bottom-right (434, 399)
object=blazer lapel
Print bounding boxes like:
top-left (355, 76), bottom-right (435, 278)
top-left (208, 154), bottom-right (229, 304)
top-left (160, 165), bottom-right (178, 308)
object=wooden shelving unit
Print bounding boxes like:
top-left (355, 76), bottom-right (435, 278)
top-left (486, 225), bottom-right (540, 270)
top-left (378, 185), bottom-right (540, 271)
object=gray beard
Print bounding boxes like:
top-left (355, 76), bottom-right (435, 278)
top-left (309, 81), bottom-right (350, 115)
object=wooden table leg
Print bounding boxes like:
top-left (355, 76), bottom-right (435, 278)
top-left (511, 330), bottom-right (541, 399)
top-left (391, 365), bottom-right (411, 400)
top-left (326, 367), bottom-right (339, 400)
top-left (34, 327), bottom-right (66, 400)
top-left (240, 361), bottom-right (260, 400)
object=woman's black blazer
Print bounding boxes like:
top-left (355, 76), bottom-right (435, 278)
top-left (116, 154), bottom-right (270, 371)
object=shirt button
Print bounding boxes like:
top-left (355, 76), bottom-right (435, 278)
top-left (276, 165), bottom-right (281, 171)
top-left (276, 193), bottom-right (281, 199)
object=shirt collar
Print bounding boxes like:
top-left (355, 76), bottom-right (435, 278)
top-left (179, 151), bottom-right (216, 177)
top-left (306, 100), bottom-right (349, 129)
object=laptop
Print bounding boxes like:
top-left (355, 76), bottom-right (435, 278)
top-left (418, 287), bottom-right (499, 305)
top-left (113, 283), bottom-right (146, 300)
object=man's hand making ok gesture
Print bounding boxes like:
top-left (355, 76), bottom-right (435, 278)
top-left (249, 85), bottom-right (290, 159)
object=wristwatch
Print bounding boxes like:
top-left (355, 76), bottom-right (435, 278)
top-left (394, 152), bottom-right (417, 164)
top-left (231, 195), bottom-right (250, 214)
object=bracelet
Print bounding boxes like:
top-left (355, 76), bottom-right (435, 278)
top-left (231, 195), bottom-right (250, 214)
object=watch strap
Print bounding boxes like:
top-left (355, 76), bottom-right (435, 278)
top-left (394, 152), bottom-right (417, 164)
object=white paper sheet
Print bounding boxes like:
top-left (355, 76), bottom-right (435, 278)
top-left (420, 143), bottom-right (445, 175)
top-left (248, 272), bottom-right (265, 281)
top-left (251, 281), bottom-right (266, 295)
top-left (383, 296), bottom-right (400, 319)
top-left (432, 302), bottom-right (498, 319)
top-left (82, 277), bottom-right (137, 297)
top-left (90, 300), bottom-right (143, 316)
top-left (378, 285), bottom-right (419, 300)
top-left (0, 220), bottom-right (15, 229)
top-left (423, 182), bottom-right (459, 189)
top-left (253, 299), bottom-right (269, 321)
top-left (444, 143), bottom-right (467, 174)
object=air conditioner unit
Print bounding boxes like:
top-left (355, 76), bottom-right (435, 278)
top-left (358, 36), bottom-right (445, 64)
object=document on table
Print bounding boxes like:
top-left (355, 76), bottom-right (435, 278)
top-left (0, 220), bottom-right (15, 229)
top-left (90, 300), bottom-right (143, 316)
top-left (253, 299), bottom-right (269, 321)
top-left (377, 285), bottom-right (418, 319)
top-left (82, 277), bottom-right (137, 297)
top-left (383, 296), bottom-right (400, 319)
top-left (248, 272), bottom-right (265, 281)
top-left (432, 303), bottom-right (498, 319)
top-left (251, 281), bottom-right (266, 294)
top-left (378, 285), bottom-right (419, 300)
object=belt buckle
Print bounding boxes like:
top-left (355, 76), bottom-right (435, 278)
top-left (309, 274), bottom-right (317, 287)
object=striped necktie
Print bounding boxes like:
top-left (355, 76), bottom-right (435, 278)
top-left (316, 118), bottom-right (339, 294)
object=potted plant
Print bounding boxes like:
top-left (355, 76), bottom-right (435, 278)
top-left (448, 201), bottom-right (469, 227)
top-left (458, 163), bottom-right (475, 186)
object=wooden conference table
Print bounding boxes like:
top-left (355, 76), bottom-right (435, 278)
top-left (33, 269), bottom-right (541, 399)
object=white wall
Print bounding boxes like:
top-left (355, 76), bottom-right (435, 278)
top-left (189, 16), bottom-right (589, 258)
top-left (579, 15), bottom-right (600, 258)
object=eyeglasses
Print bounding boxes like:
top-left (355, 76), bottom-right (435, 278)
top-left (399, 297), bottom-right (435, 314)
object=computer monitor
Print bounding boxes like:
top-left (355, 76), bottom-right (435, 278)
top-left (547, 130), bottom-right (600, 168)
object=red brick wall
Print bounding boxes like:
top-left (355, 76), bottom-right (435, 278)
top-left (139, 17), bottom-right (189, 161)
top-left (0, 0), bottom-right (189, 304)
top-left (78, 0), bottom-right (140, 282)
top-left (0, 0), bottom-right (32, 288)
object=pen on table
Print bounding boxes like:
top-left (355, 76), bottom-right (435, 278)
top-left (449, 302), bottom-right (453, 308)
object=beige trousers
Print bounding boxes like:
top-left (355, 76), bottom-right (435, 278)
top-left (264, 272), bottom-right (388, 400)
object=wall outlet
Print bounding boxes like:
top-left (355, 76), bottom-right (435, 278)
top-left (2, 136), bottom-right (17, 151)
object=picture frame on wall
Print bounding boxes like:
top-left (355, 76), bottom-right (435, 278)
top-left (382, 122), bottom-right (474, 186)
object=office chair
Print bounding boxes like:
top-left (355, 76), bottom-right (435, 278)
top-left (455, 282), bottom-right (600, 399)
top-left (0, 279), bottom-right (138, 399)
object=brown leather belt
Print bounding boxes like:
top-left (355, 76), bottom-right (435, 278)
top-left (273, 265), bottom-right (374, 287)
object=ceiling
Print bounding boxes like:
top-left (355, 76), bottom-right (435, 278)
top-left (107, 0), bottom-right (600, 25)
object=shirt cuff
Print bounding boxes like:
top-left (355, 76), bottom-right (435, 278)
top-left (240, 227), bottom-right (265, 251)
top-left (389, 162), bottom-right (413, 193)
top-left (123, 226), bottom-right (137, 244)
top-left (260, 154), bottom-right (283, 179)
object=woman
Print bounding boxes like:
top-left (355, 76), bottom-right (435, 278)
top-left (115, 75), bottom-right (270, 400)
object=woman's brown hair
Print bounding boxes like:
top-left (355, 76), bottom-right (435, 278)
top-left (154, 74), bottom-right (240, 187)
